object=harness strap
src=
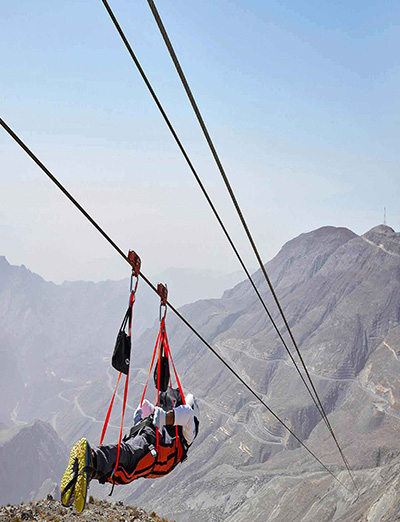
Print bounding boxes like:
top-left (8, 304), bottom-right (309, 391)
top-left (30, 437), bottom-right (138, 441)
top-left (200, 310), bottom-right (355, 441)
top-left (100, 271), bottom-right (137, 476)
top-left (140, 304), bottom-right (188, 468)
top-left (113, 368), bottom-right (130, 475)
top-left (156, 325), bottom-right (162, 451)
top-left (165, 344), bottom-right (179, 465)
top-left (163, 330), bottom-right (186, 405)
top-left (99, 372), bottom-right (121, 445)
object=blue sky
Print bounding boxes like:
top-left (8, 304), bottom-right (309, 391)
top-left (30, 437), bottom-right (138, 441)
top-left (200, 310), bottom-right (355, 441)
top-left (1, 0), bottom-right (399, 283)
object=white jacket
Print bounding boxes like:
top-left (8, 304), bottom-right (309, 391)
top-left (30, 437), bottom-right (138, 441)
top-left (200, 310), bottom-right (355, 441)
top-left (140, 399), bottom-right (196, 445)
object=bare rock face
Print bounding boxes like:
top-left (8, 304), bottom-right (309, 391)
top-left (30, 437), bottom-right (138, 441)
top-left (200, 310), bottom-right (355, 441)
top-left (363, 225), bottom-right (400, 257)
top-left (119, 224), bottom-right (400, 521)
top-left (34, 478), bottom-right (58, 501)
top-left (0, 420), bottom-right (68, 505)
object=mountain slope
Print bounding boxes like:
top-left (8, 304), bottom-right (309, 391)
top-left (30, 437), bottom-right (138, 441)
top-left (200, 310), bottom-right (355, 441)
top-left (114, 224), bottom-right (400, 521)
top-left (1, 225), bottom-right (400, 520)
top-left (0, 420), bottom-right (68, 505)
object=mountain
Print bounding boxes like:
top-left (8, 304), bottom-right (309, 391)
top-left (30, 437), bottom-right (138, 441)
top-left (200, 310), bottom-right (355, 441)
top-left (90, 224), bottom-right (400, 521)
top-left (0, 420), bottom-right (68, 505)
top-left (1, 224), bottom-right (400, 521)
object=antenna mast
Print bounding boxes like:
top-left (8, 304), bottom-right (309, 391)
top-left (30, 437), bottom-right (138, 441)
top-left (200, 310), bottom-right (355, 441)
top-left (384, 207), bottom-right (387, 226)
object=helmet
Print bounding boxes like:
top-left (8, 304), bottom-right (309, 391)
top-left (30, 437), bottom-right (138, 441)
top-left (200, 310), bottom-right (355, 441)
top-left (185, 393), bottom-right (200, 422)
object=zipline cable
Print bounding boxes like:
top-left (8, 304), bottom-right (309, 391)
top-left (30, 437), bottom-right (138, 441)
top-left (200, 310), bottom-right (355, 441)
top-left (99, 0), bottom-right (329, 424)
top-left (146, 0), bottom-right (357, 491)
top-left (98, 0), bottom-right (332, 437)
top-left (99, 0), bottom-right (356, 491)
top-left (0, 117), bottom-right (351, 494)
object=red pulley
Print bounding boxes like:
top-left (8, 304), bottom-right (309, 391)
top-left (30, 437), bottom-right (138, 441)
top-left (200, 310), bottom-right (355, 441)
top-left (128, 250), bottom-right (141, 276)
top-left (157, 283), bottom-right (168, 305)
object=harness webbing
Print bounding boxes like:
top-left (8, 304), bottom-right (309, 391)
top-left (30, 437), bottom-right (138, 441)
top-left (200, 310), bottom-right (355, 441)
top-left (99, 372), bottom-right (121, 445)
top-left (166, 346), bottom-right (179, 447)
top-left (140, 330), bottom-right (161, 407)
top-left (156, 329), bottom-right (162, 451)
top-left (162, 326), bottom-right (186, 407)
top-left (140, 313), bottom-right (186, 454)
top-left (99, 273), bottom-right (137, 477)
top-left (114, 368), bottom-right (130, 474)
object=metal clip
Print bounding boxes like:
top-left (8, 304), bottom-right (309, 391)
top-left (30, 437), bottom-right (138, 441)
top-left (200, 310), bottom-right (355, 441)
top-left (148, 444), bottom-right (157, 458)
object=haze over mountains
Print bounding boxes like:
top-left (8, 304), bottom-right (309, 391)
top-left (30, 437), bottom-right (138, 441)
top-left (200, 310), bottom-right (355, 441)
top-left (1, 224), bottom-right (400, 521)
top-left (152, 267), bottom-right (249, 307)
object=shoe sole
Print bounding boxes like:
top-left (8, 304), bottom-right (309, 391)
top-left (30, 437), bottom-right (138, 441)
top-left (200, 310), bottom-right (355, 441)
top-left (60, 439), bottom-right (83, 507)
top-left (60, 438), bottom-right (90, 512)
top-left (74, 438), bottom-right (91, 513)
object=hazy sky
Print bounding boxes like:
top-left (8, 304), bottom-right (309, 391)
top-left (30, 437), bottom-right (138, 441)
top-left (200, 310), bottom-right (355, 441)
top-left (1, 0), bottom-right (399, 283)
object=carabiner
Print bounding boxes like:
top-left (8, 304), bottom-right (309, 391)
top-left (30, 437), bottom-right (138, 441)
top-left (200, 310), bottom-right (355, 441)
top-left (159, 303), bottom-right (167, 323)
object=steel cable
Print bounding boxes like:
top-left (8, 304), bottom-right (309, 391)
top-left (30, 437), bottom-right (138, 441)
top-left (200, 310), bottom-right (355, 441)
top-left (98, 0), bottom-right (334, 434)
top-left (146, 0), bottom-right (357, 492)
top-left (0, 116), bottom-right (352, 493)
top-left (99, 0), bottom-right (357, 491)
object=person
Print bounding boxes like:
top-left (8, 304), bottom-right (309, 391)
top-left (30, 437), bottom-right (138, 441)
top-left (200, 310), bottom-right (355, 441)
top-left (60, 391), bottom-right (200, 513)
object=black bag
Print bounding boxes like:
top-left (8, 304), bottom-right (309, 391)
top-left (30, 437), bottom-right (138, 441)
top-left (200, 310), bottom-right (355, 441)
top-left (112, 307), bottom-right (132, 375)
top-left (153, 343), bottom-right (170, 393)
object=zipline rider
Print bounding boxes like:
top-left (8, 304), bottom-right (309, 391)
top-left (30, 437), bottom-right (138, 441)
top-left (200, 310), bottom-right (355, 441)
top-left (60, 266), bottom-right (200, 513)
top-left (61, 391), bottom-right (200, 512)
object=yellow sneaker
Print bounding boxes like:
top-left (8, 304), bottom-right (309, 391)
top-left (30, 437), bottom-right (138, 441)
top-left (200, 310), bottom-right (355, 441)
top-left (60, 438), bottom-right (91, 513)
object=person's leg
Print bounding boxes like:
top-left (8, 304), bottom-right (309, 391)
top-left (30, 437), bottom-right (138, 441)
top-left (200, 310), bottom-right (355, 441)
top-left (92, 426), bottom-right (156, 482)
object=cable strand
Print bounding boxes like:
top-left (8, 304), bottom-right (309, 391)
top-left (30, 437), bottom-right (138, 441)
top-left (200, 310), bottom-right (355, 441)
top-left (98, 0), bottom-right (332, 435)
top-left (0, 116), bottom-right (351, 494)
top-left (101, 0), bottom-right (357, 492)
top-left (145, 0), bottom-right (357, 492)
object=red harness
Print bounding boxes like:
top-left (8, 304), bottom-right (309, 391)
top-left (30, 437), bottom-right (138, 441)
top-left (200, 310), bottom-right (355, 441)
top-left (100, 276), bottom-right (189, 485)
top-left (110, 430), bottom-right (186, 484)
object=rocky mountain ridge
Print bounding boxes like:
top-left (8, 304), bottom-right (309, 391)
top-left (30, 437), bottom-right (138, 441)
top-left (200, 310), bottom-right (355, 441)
top-left (0, 421), bottom-right (68, 506)
top-left (1, 224), bottom-right (400, 521)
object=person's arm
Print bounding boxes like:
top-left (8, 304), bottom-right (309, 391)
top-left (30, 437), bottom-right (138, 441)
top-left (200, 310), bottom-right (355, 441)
top-left (159, 406), bottom-right (191, 426)
top-left (153, 405), bottom-right (196, 445)
top-left (172, 405), bottom-right (196, 445)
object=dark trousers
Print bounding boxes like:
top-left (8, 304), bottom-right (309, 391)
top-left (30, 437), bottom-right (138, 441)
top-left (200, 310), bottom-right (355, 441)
top-left (92, 426), bottom-right (156, 480)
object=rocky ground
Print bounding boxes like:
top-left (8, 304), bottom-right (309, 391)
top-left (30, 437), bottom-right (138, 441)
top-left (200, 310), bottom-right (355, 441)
top-left (0, 496), bottom-right (173, 522)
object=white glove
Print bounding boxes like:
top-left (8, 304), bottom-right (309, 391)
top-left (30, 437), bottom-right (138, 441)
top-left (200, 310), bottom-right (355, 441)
top-left (153, 407), bottom-right (166, 430)
top-left (134, 399), bottom-right (155, 425)
top-left (142, 399), bottom-right (155, 418)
